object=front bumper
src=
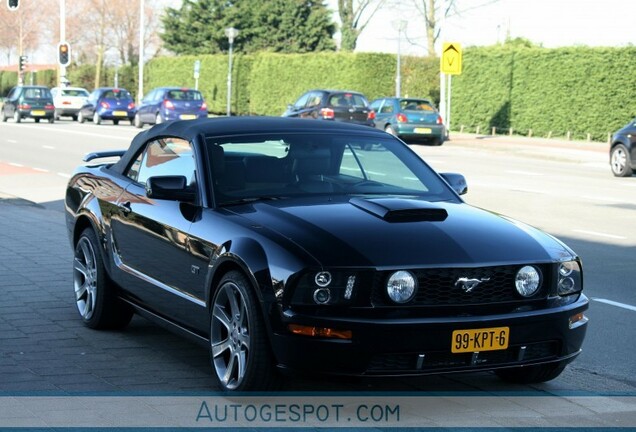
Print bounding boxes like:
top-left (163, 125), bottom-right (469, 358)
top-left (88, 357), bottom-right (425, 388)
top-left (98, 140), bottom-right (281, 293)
top-left (270, 294), bottom-right (588, 376)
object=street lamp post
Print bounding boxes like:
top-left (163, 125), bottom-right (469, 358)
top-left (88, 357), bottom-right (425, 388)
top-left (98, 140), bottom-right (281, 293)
top-left (225, 27), bottom-right (239, 116)
top-left (392, 20), bottom-right (407, 97)
top-left (138, 0), bottom-right (145, 104)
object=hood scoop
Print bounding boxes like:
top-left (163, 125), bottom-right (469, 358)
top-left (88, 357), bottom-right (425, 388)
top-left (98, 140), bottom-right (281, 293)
top-left (349, 197), bottom-right (448, 222)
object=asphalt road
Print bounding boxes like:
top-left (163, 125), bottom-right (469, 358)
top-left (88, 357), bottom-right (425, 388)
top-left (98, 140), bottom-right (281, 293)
top-left (0, 118), bottom-right (634, 397)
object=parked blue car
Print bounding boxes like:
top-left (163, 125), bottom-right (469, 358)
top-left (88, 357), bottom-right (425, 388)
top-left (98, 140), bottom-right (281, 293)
top-left (134, 87), bottom-right (208, 128)
top-left (78, 87), bottom-right (136, 125)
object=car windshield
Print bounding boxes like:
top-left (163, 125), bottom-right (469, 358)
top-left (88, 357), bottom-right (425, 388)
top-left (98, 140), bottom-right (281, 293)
top-left (205, 132), bottom-right (457, 206)
top-left (62, 89), bottom-right (89, 97)
top-left (400, 100), bottom-right (435, 112)
top-left (102, 90), bottom-right (131, 99)
top-left (167, 90), bottom-right (202, 101)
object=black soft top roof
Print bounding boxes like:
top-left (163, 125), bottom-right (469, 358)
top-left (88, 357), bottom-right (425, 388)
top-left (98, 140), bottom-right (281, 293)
top-left (112, 116), bottom-right (385, 174)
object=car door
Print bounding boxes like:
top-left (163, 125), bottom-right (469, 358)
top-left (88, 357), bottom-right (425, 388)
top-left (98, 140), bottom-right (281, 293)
top-left (376, 98), bottom-right (395, 126)
top-left (138, 90), bottom-right (155, 123)
top-left (109, 136), bottom-right (205, 324)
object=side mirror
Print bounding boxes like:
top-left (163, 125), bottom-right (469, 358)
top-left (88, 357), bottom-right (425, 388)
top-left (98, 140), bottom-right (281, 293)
top-left (440, 172), bottom-right (468, 196)
top-left (146, 175), bottom-right (196, 202)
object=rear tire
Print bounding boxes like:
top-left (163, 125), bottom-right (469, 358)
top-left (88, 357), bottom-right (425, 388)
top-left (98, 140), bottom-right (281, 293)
top-left (72, 115), bottom-right (78, 121)
top-left (73, 228), bottom-right (133, 330)
top-left (13, 111), bottom-right (21, 123)
top-left (134, 113), bottom-right (143, 128)
top-left (384, 125), bottom-right (396, 136)
top-left (210, 271), bottom-right (279, 391)
top-left (113, 119), bottom-right (119, 126)
top-left (78, 111), bottom-right (85, 123)
top-left (0, 109), bottom-right (6, 122)
top-left (35, 118), bottom-right (40, 123)
top-left (93, 112), bottom-right (101, 125)
top-left (610, 144), bottom-right (633, 177)
top-left (155, 113), bottom-right (163, 125)
top-left (48, 117), bottom-right (54, 124)
top-left (495, 363), bottom-right (566, 384)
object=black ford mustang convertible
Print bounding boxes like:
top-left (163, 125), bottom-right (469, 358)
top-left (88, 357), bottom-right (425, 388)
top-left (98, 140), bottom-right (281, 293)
top-left (65, 117), bottom-right (588, 391)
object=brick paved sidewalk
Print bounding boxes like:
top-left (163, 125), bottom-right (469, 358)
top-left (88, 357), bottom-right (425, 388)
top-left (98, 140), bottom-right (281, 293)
top-left (0, 198), bottom-right (216, 393)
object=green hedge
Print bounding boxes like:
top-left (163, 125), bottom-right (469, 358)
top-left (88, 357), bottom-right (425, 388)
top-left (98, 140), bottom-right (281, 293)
top-left (452, 46), bottom-right (636, 141)
top-left (145, 52), bottom-right (441, 115)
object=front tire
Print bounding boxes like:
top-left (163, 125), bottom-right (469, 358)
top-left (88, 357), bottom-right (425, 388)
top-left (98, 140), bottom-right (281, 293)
top-left (134, 113), bottom-right (143, 128)
top-left (495, 363), bottom-right (566, 384)
top-left (73, 228), bottom-right (133, 330)
top-left (610, 144), bottom-right (633, 177)
top-left (93, 112), bottom-right (101, 125)
top-left (155, 113), bottom-right (163, 125)
top-left (384, 125), bottom-right (396, 136)
top-left (0, 109), bottom-right (6, 122)
top-left (78, 111), bottom-right (85, 123)
top-left (210, 271), bottom-right (278, 391)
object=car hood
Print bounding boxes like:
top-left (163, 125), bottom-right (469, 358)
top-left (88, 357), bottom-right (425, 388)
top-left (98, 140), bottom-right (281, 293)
top-left (229, 196), bottom-right (575, 268)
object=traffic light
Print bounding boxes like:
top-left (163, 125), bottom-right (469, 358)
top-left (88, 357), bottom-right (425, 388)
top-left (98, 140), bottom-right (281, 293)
top-left (7, 0), bottom-right (19, 11)
top-left (18, 55), bottom-right (27, 72)
top-left (58, 42), bottom-right (70, 66)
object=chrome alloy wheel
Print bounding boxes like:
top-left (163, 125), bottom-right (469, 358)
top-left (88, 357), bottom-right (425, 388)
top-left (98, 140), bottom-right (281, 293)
top-left (611, 146), bottom-right (627, 174)
top-left (73, 237), bottom-right (98, 320)
top-left (211, 282), bottom-right (251, 390)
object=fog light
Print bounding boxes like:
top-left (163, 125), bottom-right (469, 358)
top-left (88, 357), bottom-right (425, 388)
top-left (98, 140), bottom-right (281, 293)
top-left (515, 266), bottom-right (540, 297)
top-left (288, 324), bottom-right (352, 339)
top-left (313, 288), bottom-right (331, 304)
top-left (386, 271), bottom-right (417, 303)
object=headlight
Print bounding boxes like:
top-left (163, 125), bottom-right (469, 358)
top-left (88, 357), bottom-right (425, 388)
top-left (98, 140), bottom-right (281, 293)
top-left (386, 271), bottom-right (417, 303)
top-left (558, 260), bottom-right (582, 295)
top-left (515, 266), bottom-right (541, 297)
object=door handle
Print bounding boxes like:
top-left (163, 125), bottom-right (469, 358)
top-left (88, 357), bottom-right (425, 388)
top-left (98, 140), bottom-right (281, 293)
top-left (118, 201), bottom-right (131, 214)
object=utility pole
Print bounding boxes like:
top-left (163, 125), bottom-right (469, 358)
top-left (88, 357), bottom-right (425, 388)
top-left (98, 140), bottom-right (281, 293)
top-left (138, 0), bottom-right (145, 103)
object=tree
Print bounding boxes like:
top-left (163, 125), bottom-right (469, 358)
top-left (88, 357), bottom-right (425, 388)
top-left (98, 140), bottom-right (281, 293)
top-left (413, 0), bottom-right (456, 56)
top-left (161, 0), bottom-right (336, 55)
top-left (337, 0), bottom-right (387, 52)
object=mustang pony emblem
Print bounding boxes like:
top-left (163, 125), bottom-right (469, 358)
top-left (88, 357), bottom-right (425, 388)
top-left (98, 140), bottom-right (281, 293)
top-left (455, 277), bottom-right (490, 292)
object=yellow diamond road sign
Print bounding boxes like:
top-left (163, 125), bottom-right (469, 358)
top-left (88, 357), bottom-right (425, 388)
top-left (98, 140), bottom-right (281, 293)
top-left (441, 42), bottom-right (462, 75)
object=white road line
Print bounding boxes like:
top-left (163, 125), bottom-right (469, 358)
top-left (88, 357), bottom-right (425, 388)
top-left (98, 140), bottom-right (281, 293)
top-left (42, 145), bottom-right (55, 150)
top-left (8, 162), bottom-right (24, 167)
top-left (580, 195), bottom-right (620, 203)
top-left (7, 139), bottom-right (18, 144)
top-left (571, 229), bottom-right (627, 240)
top-left (33, 168), bottom-right (49, 172)
top-left (57, 173), bottom-right (71, 178)
top-left (593, 298), bottom-right (636, 312)
top-left (510, 188), bottom-right (547, 194)
top-left (505, 170), bottom-right (543, 176)
top-left (1, 123), bottom-right (133, 141)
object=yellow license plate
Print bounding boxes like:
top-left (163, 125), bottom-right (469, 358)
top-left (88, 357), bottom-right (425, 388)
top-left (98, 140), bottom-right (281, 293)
top-left (452, 327), bottom-right (509, 353)
top-left (31, 110), bottom-right (45, 116)
top-left (179, 114), bottom-right (196, 120)
top-left (113, 110), bottom-right (127, 116)
top-left (414, 127), bottom-right (432, 134)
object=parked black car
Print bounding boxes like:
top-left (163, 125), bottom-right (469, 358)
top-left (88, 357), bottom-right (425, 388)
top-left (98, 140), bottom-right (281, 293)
top-left (77, 87), bottom-right (136, 125)
top-left (610, 117), bottom-right (636, 177)
top-left (1, 85), bottom-right (55, 123)
top-left (282, 89), bottom-right (374, 127)
top-left (369, 97), bottom-right (447, 145)
top-left (65, 117), bottom-right (588, 392)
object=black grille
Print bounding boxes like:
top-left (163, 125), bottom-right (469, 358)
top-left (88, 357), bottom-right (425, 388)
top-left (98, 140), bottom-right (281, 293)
top-left (366, 341), bottom-right (560, 373)
top-left (373, 265), bottom-right (551, 306)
